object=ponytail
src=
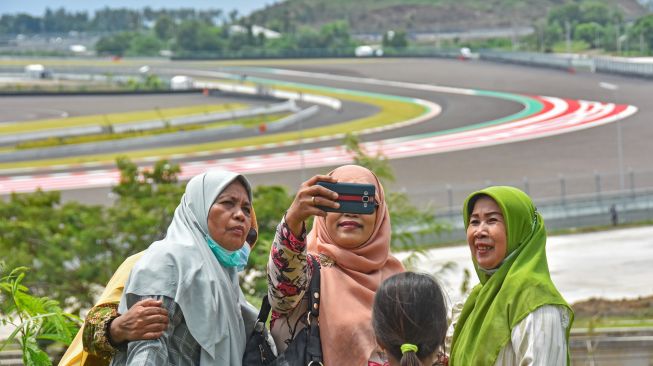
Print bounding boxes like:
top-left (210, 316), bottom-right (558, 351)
top-left (399, 343), bottom-right (422, 366)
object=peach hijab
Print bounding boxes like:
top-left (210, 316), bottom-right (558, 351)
top-left (306, 165), bottom-right (405, 366)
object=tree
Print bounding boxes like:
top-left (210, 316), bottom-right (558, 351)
top-left (174, 20), bottom-right (201, 51)
top-left (0, 190), bottom-right (109, 313)
top-left (632, 14), bottom-right (653, 52)
top-left (343, 134), bottom-right (447, 248)
top-left (95, 32), bottom-right (135, 56)
top-left (154, 14), bottom-right (176, 41)
top-left (575, 22), bottom-right (605, 48)
top-left (92, 7), bottom-right (142, 32)
top-left (127, 33), bottom-right (164, 56)
top-left (242, 185), bottom-right (294, 298)
top-left (547, 3), bottom-right (582, 28)
top-left (320, 21), bottom-right (354, 50)
top-left (580, 2), bottom-right (612, 26)
top-left (197, 26), bottom-right (227, 53)
top-left (0, 267), bottom-right (79, 366)
top-left (382, 30), bottom-right (408, 49)
top-left (0, 158), bottom-right (184, 314)
top-left (11, 14), bottom-right (42, 34)
top-left (107, 158), bottom-right (184, 271)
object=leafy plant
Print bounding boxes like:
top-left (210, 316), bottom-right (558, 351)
top-left (0, 267), bottom-right (80, 366)
top-left (344, 133), bottom-right (449, 248)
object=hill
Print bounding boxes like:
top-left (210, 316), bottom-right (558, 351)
top-left (247, 0), bottom-right (649, 33)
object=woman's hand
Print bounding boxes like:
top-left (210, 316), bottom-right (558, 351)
top-left (109, 298), bottom-right (169, 344)
top-left (285, 174), bottom-right (340, 236)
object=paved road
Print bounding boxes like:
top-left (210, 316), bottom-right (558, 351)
top-left (401, 225), bottom-right (653, 304)
top-left (225, 59), bottom-right (653, 207)
top-left (3, 57), bottom-right (653, 208)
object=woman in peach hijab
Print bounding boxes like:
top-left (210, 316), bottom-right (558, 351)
top-left (267, 165), bottom-right (404, 366)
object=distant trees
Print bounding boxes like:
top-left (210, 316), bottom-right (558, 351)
top-left (0, 7), bottom-right (223, 35)
top-left (95, 32), bottom-right (134, 56)
top-left (537, 1), bottom-right (628, 51)
top-left (0, 158), bottom-right (183, 313)
top-left (2, 2), bottom-right (651, 56)
top-left (632, 14), bottom-right (653, 51)
top-left (382, 30), bottom-right (408, 49)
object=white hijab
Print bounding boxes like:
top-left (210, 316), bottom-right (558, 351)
top-left (118, 170), bottom-right (257, 365)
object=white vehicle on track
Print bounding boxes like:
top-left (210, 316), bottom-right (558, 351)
top-left (355, 45), bottom-right (383, 57)
top-left (170, 75), bottom-right (194, 90)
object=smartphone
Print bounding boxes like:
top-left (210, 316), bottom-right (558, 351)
top-left (316, 181), bottom-right (377, 214)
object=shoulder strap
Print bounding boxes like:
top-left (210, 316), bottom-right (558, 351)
top-left (307, 255), bottom-right (321, 321)
top-left (257, 294), bottom-right (272, 324)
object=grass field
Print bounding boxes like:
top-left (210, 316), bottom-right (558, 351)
top-left (1, 103), bottom-right (247, 134)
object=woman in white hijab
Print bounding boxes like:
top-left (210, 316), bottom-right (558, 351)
top-left (110, 170), bottom-right (258, 366)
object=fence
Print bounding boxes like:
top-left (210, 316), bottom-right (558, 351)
top-left (407, 169), bottom-right (653, 244)
top-left (171, 46), bottom-right (653, 78)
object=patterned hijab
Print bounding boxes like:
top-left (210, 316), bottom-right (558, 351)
top-left (306, 165), bottom-right (405, 366)
top-left (450, 186), bottom-right (573, 365)
top-left (119, 170), bottom-right (257, 366)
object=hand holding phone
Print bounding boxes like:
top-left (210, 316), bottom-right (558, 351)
top-left (316, 181), bottom-right (376, 215)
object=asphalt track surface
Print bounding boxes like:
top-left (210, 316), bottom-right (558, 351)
top-left (3, 58), bottom-right (653, 209)
top-left (229, 59), bottom-right (653, 206)
top-left (0, 97), bottom-right (378, 161)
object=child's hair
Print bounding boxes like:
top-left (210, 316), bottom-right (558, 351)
top-left (372, 272), bottom-right (448, 366)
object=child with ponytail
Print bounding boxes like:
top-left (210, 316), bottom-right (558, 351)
top-left (372, 272), bottom-right (449, 366)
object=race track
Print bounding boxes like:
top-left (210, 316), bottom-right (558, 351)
top-left (2, 57), bottom-right (652, 210)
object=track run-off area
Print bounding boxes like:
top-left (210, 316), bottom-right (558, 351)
top-left (0, 60), bottom-right (638, 195)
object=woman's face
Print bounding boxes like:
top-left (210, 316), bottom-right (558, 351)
top-left (466, 196), bottom-right (507, 270)
top-left (207, 181), bottom-right (252, 251)
top-left (325, 209), bottom-right (377, 249)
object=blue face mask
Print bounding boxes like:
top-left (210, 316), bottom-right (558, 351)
top-left (206, 235), bottom-right (250, 271)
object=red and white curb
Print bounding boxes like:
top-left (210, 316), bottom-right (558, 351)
top-left (0, 95), bottom-right (636, 195)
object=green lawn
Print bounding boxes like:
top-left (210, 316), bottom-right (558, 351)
top-left (1, 103), bottom-right (247, 134)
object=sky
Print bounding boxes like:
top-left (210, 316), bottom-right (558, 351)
top-left (0, 0), bottom-right (280, 17)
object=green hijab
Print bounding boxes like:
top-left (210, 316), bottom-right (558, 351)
top-left (449, 186), bottom-right (573, 366)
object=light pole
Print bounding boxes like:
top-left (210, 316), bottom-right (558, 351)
top-left (599, 81), bottom-right (625, 191)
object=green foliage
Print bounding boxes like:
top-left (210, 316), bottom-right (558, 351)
top-left (580, 2), bottom-right (614, 26)
top-left (382, 30), bottom-right (408, 49)
top-left (107, 158), bottom-right (184, 270)
top-left (95, 32), bottom-right (135, 56)
top-left (154, 14), bottom-right (177, 40)
top-left (0, 158), bottom-right (184, 314)
top-left (344, 133), bottom-right (447, 248)
top-left (0, 190), bottom-right (109, 313)
top-left (123, 74), bottom-right (164, 91)
top-left (127, 34), bottom-right (164, 56)
top-left (174, 20), bottom-right (202, 52)
top-left (632, 14), bottom-right (653, 51)
top-left (242, 185), bottom-right (294, 298)
top-left (0, 267), bottom-right (79, 366)
top-left (574, 22), bottom-right (605, 48)
top-left (547, 3), bottom-right (583, 28)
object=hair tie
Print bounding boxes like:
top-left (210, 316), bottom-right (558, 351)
top-left (400, 343), bottom-right (418, 354)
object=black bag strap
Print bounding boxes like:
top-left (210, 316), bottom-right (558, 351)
top-left (306, 255), bottom-right (321, 324)
top-left (305, 255), bottom-right (323, 365)
top-left (257, 294), bottom-right (272, 324)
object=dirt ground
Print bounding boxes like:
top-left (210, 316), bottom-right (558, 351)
top-left (572, 295), bottom-right (653, 318)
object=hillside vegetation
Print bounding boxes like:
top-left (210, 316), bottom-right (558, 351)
top-left (248, 0), bottom-right (648, 33)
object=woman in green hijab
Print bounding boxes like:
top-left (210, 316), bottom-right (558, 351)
top-left (449, 186), bottom-right (573, 366)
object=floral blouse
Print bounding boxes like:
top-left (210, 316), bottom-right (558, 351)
top-left (267, 218), bottom-right (389, 365)
top-left (82, 302), bottom-right (122, 361)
